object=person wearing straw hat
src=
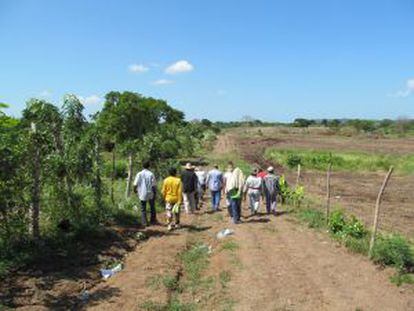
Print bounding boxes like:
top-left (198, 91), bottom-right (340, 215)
top-left (263, 166), bottom-right (280, 215)
top-left (244, 168), bottom-right (263, 215)
top-left (181, 162), bottom-right (198, 214)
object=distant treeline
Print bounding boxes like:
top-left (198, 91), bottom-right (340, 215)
top-left (212, 117), bottom-right (414, 135)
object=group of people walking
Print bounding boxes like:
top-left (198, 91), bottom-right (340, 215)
top-left (133, 161), bottom-right (280, 231)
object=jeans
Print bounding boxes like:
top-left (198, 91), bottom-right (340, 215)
top-left (247, 190), bottom-right (261, 213)
top-left (140, 199), bottom-right (157, 226)
top-left (265, 191), bottom-right (277, 214)
top-left (211, 190), bottom-right (221, 211)
top-left (226, 193), bottom-right (232, 217)
top-left (230, 198), bottom-right (241, 223)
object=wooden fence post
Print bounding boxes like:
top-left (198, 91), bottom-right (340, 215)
top-left (326, 163), bottom-right (332, 224)
top-left (368, 166), bottom-right (394, 258)
top-left (296, 164), bottom-right (301, 187)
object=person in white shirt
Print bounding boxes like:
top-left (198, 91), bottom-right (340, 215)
top-left (133, 161), bottom-right (157, 227)
top-left (223, 165), bottom-right (234, 216)
top-left (243, 168), bottom-right (263, 215)
top-left (195, 166), bottom-right (207, 209)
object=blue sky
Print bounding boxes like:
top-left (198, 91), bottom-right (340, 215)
top-left (1, 0), bottom-right (413, 121)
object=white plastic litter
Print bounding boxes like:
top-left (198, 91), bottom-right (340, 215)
top-left (100, 263), bottom-right (123, 280)
top-left (217, 228), bottom-right (234, 239)
top-left (80, 290), bottom-right (90, 303)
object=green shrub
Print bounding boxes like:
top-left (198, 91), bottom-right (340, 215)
top-left (371, 235), bottom-right (414, 272)
top-left (328, 210), bottom-right (347, 236)
top-left (286, 154), bottom-right (302, 168)
top-left (344, 216), bottom-right (367, 239)
top-left (103, 160), bottom-right (127, 179)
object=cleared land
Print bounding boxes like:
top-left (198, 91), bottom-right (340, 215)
top-left (231, 127), bottom-right (414, 239)
top-left (3, 129), bottom-right (414, 310)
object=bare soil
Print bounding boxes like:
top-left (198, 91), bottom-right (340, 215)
top-left (231, 128), bottom-right (414, 239)
top-left (4, 130), bottom-right (414, 310)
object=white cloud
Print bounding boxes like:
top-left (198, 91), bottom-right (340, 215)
top-left (39, 90), bottom-right (52, 98)
top-left (128, 63), bottom-right (149, 73)
top-left (78, 94), bottom-right (103, 105)
top-left (153, 79), bottom-right (174, 85)
top-left (390, 78), bottom-right (414, 98)
top-left (165, 60), bottom-right (194, 74)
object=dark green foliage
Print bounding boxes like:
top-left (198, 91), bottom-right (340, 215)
top-left (103, 160), bottom-right (128, 178)
top-left (371, 235), bottom-right (414, 272)
top-left (286, 154), bottom-right (302, 168)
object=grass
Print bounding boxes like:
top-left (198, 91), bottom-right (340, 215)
top-left (294, 206), bottom-right (414, 285)
top-left (390, 273), bottom-right (414, 286)
top-left (140, 296), bottom-right (196, 311)
top-left (180, 242), bottom-right (211, 295)
top-left (220, 240), bottom-right (239, 252)
top-left (265, 148), bottom-right (414, 174)
top-left (219, 270), bottom-right (232, 288)
top-left (146, 274), bottom-right (179, 292)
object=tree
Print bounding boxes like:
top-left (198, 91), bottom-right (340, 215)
top-left (21, 98), bottom-right (63, 238)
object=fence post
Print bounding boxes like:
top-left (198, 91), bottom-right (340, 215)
top-left (326, 163), bottom-right (332, 225)
top-left (368, 166), bottom-right (394, 258)
top-left (296, 164), bottom-right (301, 187)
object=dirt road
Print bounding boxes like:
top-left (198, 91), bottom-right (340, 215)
top-left (12, 132), bottom-right (413, 310)
top-left (83, 206), bottom-right (414, 311)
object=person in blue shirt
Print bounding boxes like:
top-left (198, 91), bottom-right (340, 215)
top-left (206, 164), bottom-right (224, 212)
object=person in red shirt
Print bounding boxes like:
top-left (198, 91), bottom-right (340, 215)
top-left (257, 167), bottom-right (267, 179)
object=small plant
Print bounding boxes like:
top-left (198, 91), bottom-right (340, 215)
top-left (297, 208), bottom-right (325, 229)
top-left (219, 270), bottom-right (232, 288)
top-left (221, 240), bottom-right (239, 252)
top-left (371, 234), bottom-right (414, 273)
top-left (390, 273), bottom-right (414, 286)
top-left (328, 210), bottom-right (347, 236)
top-left (286, 154), bottom-right (302, 168)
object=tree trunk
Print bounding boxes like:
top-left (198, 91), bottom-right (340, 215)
top-left (125, 153), bottom-right (133, 199)
top-left (32, 146), bottom-right (41, 239)
top-left (111, 146), bottom-right (115, 205)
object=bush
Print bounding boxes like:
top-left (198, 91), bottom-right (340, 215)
top-left (103, 160), bottom-right (127, 179)
top-left (371, 235), bottom-right (414, 272)
top-left (286, 154), bottom-right (302, 168)
top-left (328, 210), bottom-right (347, 236)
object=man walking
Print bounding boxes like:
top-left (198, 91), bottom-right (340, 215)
top-left (244, 168), bottom-right (263, 216)
top-left (263, 166), bottom-right (280, 214)
top-left (162, 167), bottom-right (183, 231)
top-left (225, 163), bottom-right (245, 224)
top-left (181, 163), bottom-right (198, 214)
top-left (195, 166), bottom-right (207, 210)
top-left (133, 161), bottom-right (157, 227)
top-left (223, 163), bottom-right (234, 216)
top-left (206, 164), bottom-right (223, 212)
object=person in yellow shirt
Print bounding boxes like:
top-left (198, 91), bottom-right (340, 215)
top-left (161, 167), bottom-right (183, 231)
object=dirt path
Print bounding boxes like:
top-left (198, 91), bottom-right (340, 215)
top-left (227, 213), bottom-right (414, 310)
top-left (78, 132), bottom-right (414, 310)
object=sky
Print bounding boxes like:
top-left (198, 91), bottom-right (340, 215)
top-left (1, 0), bottom-right (414, 122)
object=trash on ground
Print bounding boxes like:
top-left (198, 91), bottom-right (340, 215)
top-left (100, 263), bottom-right (123, 280)
top-left (217, 228), bottom-right (234, 239)
top-left (135, 232), bottom-right (148, 241)
top-left (80, 290), bottom-right (90, 303)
